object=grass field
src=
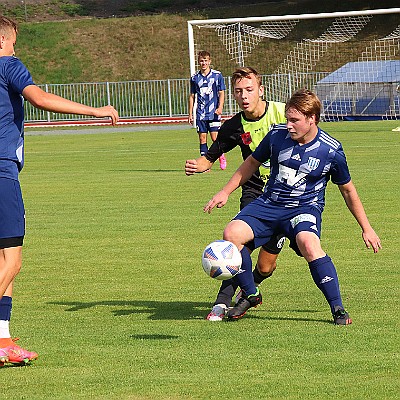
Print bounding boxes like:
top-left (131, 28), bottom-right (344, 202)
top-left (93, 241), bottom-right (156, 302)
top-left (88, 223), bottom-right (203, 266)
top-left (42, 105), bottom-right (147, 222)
top-left (1, 120), bottom-right (399, 399)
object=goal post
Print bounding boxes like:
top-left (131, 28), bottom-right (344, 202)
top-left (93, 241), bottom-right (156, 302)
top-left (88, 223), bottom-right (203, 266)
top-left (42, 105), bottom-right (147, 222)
top-left (188, 8), bottom-right (400, 121)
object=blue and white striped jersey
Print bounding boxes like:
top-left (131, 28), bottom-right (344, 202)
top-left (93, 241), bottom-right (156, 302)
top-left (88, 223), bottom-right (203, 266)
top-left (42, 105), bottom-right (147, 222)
top-left (252, 125), bottom-right (351, 210)
top-left (190, 69), bottom-right (226, 120)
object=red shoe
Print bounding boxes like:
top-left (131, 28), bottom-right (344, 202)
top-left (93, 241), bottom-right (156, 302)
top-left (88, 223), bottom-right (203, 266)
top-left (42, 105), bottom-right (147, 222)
top-left (219, 154), bottom-right (227, 170)
top-left (0, 348), bottom-right (8, 367)
top-left (1, 338), bottom-right (38, 365)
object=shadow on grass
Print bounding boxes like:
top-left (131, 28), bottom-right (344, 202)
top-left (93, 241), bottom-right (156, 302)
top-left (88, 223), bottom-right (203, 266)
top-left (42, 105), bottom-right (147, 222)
top-left (48, 300), bottom-right (333, 324)
top-left (48, 300), bottom-right (210, 320)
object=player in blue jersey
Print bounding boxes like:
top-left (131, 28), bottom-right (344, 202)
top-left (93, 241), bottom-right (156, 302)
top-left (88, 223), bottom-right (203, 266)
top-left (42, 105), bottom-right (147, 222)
top-left (204, 88), bottom-right (382, 325)
top-left (0, 15), bottom-right (118, 366)
top-left (186, 67), bottom-right (298, 321)
top-left (188, 51), bottom-right (227, 169)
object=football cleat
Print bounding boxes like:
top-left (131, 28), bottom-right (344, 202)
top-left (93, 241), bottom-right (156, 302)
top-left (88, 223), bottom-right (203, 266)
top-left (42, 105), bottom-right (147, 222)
top-left (227, 289), bottom-right (262, 320)
top-left (206, 304), bottom-right (228, 321)
top-left (219, 154), bottom-right (227, 170)
top-left (333, 305), bottom-right (352, 325)
top-left (0, 349), bottom-right (9, 367)
top-left (1, 338), bottom-right (38, 365)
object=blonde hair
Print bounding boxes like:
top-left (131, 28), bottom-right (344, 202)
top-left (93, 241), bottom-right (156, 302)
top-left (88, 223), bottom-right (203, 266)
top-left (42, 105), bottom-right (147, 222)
top-left (0, 15), bottom-right (18, 37)
top-left (285, 88), bottom-right (321, 123)
top-left (231, 67), bottom-right (262, 88)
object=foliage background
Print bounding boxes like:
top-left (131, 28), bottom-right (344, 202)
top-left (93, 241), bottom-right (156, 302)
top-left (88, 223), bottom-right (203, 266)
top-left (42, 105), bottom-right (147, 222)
top-left (0, 0), bottom-right (399, 82)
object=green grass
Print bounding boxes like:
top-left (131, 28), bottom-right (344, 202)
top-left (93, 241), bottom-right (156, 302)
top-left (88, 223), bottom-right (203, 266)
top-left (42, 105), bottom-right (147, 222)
top-left (1, 120), bottom-right (399, 399)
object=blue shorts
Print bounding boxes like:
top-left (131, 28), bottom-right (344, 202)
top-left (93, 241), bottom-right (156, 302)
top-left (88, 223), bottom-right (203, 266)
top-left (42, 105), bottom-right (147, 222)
top-left (0, 178), bottom-right (25, 243)
top-left (196, 114), bottom-right (221, 134)
top-left (233, 197), bottom-right (322, 251)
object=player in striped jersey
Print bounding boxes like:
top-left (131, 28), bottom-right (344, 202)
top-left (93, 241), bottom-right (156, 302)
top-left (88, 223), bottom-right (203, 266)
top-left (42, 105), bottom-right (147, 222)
top-left (186, 67), bottom-right (300, 321)
top-left (188, 51), bottom-right (227, 169)
top-left (204, 88), bottom-right (381, 325)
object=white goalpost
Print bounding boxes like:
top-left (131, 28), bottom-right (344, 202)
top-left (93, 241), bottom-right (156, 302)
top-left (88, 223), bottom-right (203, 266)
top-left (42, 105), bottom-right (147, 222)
top-left (188, 8), bottom-right (400, 121)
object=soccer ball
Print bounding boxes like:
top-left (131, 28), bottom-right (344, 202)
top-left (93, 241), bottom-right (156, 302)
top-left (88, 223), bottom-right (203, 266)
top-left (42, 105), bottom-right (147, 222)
top-left (202, 240), bottom-right (242, 280)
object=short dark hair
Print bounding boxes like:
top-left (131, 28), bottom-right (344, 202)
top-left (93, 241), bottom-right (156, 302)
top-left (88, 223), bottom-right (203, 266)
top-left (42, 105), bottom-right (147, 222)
top-left (285, 88), bottom-right (321, 123)
top-left (197, 50), bottom-right (211, 59)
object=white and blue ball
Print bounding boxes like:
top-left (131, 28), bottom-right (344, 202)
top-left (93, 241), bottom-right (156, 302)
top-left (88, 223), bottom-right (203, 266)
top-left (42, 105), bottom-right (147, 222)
top-left (202, 240), bottom-right (242, 280)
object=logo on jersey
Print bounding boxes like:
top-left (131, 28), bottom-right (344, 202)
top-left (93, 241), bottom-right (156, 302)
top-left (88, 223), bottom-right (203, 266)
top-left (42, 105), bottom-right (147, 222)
top-left (307, 157), bottom-right (320, 170)
top-left (291, 153), bottom-right (301, 161)
top-left (241, 132), bottom-right (252, 145)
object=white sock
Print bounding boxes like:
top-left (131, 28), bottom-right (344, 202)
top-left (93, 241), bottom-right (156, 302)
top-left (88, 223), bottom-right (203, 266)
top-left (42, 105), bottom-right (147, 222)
top-left (0, 320), bottom-right (11, 338)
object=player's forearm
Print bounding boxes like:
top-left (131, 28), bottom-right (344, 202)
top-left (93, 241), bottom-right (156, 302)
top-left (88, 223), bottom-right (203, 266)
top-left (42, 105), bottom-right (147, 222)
top-left (222, 157), bottom-right (258, 195)
top-left (218, 91), bottom-right (225, 109)
top-left (188, 95), bottom-right (194, 116)
top-left (340, 183), bottom-right (373, 232)
top-left (196, 157), bottom-right (213, 172)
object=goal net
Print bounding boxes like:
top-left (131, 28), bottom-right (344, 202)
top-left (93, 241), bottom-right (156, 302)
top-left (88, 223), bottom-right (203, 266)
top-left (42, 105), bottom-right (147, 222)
top-left (188, 8), bottom-right (400, 121)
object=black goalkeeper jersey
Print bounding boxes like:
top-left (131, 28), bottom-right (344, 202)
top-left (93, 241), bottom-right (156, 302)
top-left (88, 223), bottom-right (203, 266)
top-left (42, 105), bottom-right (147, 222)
top-left (205, 101), bottom-right (286, 201)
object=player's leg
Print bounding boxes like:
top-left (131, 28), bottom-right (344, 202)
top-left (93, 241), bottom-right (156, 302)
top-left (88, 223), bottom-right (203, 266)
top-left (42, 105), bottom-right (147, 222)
top-left (223, 210), bottom-right (274, 320)
top-left (291, 209), bottom-right (352, 325)
top-left (233, 237), bottom-right (281, 304)
top-left (206, 219), bottom-right (255, 322)
top-left (196, 120), bottom-right (208, 156)
top-left (0, 246), bottom-right (38, 365)
top-left (209, 116), bottom-right (226, 170)
top-left (0, 178), bottom-right (38, 365)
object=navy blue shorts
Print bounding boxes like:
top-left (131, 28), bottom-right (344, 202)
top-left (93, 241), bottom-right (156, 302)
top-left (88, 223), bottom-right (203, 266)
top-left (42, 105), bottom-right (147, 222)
top-left (0, 178), bottom-right (25, 246)
top-left (234, 197), bottom-right (322, 252)
top-left (196, 114), bottom-right (221, 134)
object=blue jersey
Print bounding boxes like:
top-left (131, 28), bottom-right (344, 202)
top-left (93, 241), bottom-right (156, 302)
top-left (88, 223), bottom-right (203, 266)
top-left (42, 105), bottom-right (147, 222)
top-left (252, 125), bottom-right (351, 210)
top-left (0, 56), bottom-right (34, 180)
top-left (190, 69), bottom-right (225, 120)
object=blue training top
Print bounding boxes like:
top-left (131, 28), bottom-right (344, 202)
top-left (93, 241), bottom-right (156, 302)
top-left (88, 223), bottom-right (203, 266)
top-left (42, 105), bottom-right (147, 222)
top-left (190, 69), bottom-right (226, 121)
top-left (0, 56), bottom-right (34, 180)
top-left (252, 124), bottom-right (351, 210)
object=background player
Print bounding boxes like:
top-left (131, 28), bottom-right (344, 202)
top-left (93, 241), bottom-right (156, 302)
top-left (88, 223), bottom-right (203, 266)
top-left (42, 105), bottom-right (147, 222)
top-left (204, 88), bottom-right (381, 324)
top-left (188, 50), bottom-right (227, 169)
top-left (0, 15), bottom-right (118, 366)
top-left (186, 67), bottom-right (293, 321)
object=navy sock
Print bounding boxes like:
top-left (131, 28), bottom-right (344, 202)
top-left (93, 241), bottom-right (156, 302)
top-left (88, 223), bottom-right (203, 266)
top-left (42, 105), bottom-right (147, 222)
top-left (233, 248), bottom-right (257, 296)
top-left (0, 296), bottom-right (12, 321)
top-left (253, 266), bottom-right (273, 285)
top-left (308, 255), bottom-right (343, 314)
top-left (200, 143), bottom-right (208, 156)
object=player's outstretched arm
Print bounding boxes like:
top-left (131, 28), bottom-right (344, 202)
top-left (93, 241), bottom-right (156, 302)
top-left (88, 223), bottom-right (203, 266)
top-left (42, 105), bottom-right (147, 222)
top-left (204, 155), bottom-right (261, 213)
top-left (22, 85), bottom-right (119, 125)
top-left (185, 156), bottom-right (213, 175)
top-left (338, 181), bottom-right (382, 253)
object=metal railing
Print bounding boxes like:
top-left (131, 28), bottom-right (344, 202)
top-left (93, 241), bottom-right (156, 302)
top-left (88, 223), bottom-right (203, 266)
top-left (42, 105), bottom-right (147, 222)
top-left (25, 72), bottom-right (363, 123)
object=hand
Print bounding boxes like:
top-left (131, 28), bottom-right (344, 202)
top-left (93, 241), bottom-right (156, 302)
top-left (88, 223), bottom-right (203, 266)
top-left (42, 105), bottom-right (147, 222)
top-left (215, 108), bottom-right (222, 116)
top-left (203, 190), bottom-right (229, 214)
top-left (95, 105), bottom-right (119, 125)
top-left (362, 229), bottom-right (382, 253)
top-left (185, 159), bottom-right (198, 175)
top-left (188, 115), bottom-right (194, 125)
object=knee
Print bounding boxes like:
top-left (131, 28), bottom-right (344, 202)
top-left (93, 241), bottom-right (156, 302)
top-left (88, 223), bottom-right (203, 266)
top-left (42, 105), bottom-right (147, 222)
top-left (9, 260), bottom-right (22, 276)
top-left (257, 252), bottom-right (277, 275)
top-left (223, 223), bottom-right (245, 247)
top-left (296, 234), bottom-right (325, 262)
